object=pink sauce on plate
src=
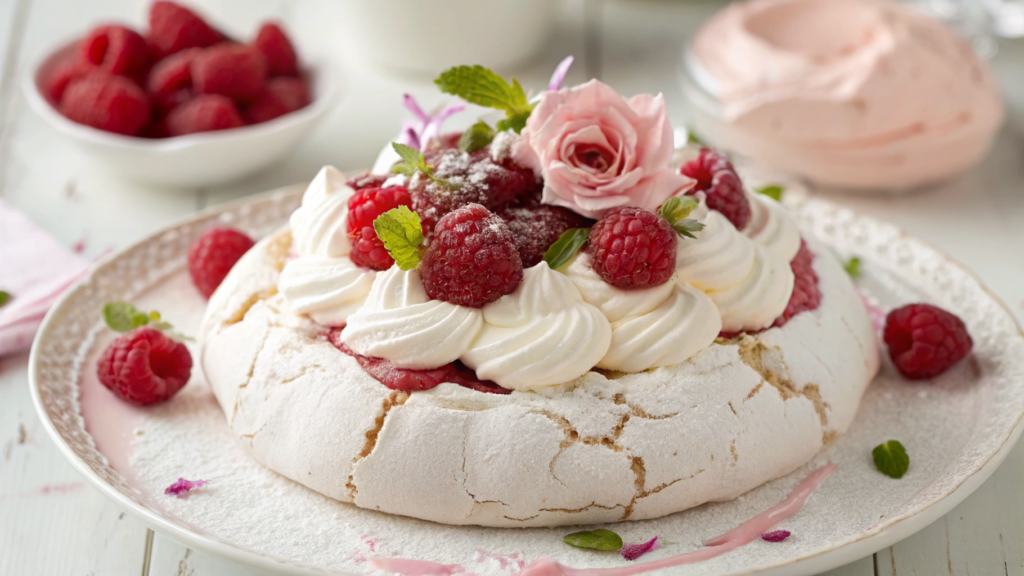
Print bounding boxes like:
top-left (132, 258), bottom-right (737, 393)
top-left (370, 463), bottom-right (837, 576)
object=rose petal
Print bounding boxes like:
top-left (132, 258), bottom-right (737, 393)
top-left (620, 537), bottom-right (660, 561)
top-left (164, 478), bottom-right (209, 497)
top-left (761, 530), bottom-right (791, 542)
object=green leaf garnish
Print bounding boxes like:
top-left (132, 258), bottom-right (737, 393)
top-left (458, 121), bottom-right (496, 153)
top-left (686, 130), bottom-right (704, 146)
top-left (391, 143), bottom-right (459, 189)
top-left (434, 65), bottom-right (534, 134)
top-left (103, 302), bottom-right (153, 333)
top-left (657, 196), bottom-right (705, 239)
top-left (563, 529), bottom-right (623, 551)
top-left (844, 257), bottom-right (862, 278)
top-left (0, 291), bottom-right (11, 308)
top-left (873, 440), bottom-right (909, 479)
top-left (756, 185), bottom-right (784, 202)
top-left (373, 206), bottom-right (425, 271)
top-left (543, 228), bottom-right (590, 270)
top-left (102, 301), bottom-right (192, 341)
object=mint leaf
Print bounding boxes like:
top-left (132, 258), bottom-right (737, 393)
top-left (373, 206), bottom-right (425, 270)
top-left (435, 65), bottom-right (534, 134)
top-left (657, 196), bottom-right (705, 239)
top-left (687, 130), bottom-right (704, 145)
top-left (103, 302), bottom-right (150, 332)
top-left (543, 228), bottom-right (590, 270)
top-left (757, 185), bottom-right (784, 202)
top-left (0, 291), bottom-right (11, 308)
top-left (564, 529), bottom-right (623, 551)
top-left (391, 142), bottom-right (459, 189)
top-left (873, 440), bottom-right (909, 479)
top-left (844, 257), bottom-right (862, 278)
top-left (458, 121), bottom-right (496, 153)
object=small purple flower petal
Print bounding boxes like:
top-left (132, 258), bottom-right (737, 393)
top-left (620, 537), bottom-right (659, 561)
top-left (164, 478), bottom-right (208, 497)
top-left (548, 55), bottom-right (575, 91)
top-left (398, 124), bottom-right (422, 150)
top-left (403, 93), bottom-right (430, 123)
top-left (761, 530), bottom-right (791, 542)
top-left (419, 104), bottom-right (466, 148)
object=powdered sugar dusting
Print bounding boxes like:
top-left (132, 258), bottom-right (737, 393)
top-left (490, 131), bottom-right (518, 164)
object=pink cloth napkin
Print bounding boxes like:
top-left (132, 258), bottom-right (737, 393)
top-left (0, 199), bottom-right (91, 356)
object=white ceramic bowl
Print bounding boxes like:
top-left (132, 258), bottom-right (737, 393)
top-left (24, 42), bottom-right (341, 188)
top-left (337, 0), bottom-right (555, 75)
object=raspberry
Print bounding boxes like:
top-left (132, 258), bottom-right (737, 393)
top-left (420, 203), bottom-right (523, 308)
top-left (59, 72), bottom-right (151, 136)
top-left (588, 207), bottom-right (677, 289)
top-left (772, 240), bottom-right (822, 328)
top-left (147, 1), bottom-right (224, 58)
top-left (884, 303), bottom-right (973, 380)
top-left (329, 333), bottom-right (510, 394)
top-left (681, 148), bottom-right (751, 230)
top-left (146, 47), bottom-right (201, 112)
top-left (187, 227), bottom-right (255, 298)
top-left (97, 326), bottom-right (192, 405)
top-left (166, 94), bottom-right (243, 136)
top-left (346, 186), bottom-right (413, 270)
top-left (243, 77), bottom-right (310, 124)
top-left (410, 148), bottom-right (537, 233)
top-left (45, 59), bottom-right (86, 104)
top-left (253, 22), bottom-right (298, 77)
top-left (191, 44), bottom-right (267, 104)
top-left (79, 25), bottom-right (152, 79)
top-left (501, 204), bottom-right (593, 268)
top-left (424, 131), bottom-right (462, 152)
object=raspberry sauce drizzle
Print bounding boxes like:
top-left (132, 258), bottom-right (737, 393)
top-left (327, 328), bottom-right (511, 395)
top-left (369, 464), bottom-right (837, 576)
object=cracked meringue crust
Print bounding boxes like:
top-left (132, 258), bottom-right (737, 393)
top-left (199, 227), bottom-right (879, 527)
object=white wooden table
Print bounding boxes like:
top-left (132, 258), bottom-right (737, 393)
top-left (2, 1), bottom-right (1022, 574)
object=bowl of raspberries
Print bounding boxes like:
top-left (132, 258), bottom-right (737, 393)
top-left (24, 1), bottom-right (339, 187)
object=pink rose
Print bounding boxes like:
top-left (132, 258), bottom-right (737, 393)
top-left (513, 79), bottom-right (694, 219)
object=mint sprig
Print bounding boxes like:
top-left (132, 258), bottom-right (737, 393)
top-left (844, 257), bottom-right (862, 278)
top-left (873, 440), bottom-right (909, 479)
top-left (0, 290), bottom-right (11, 308)
top-left (458, 121), bottom-right (496, 153)
top-left (757, 185), bottom-right (784, 202)
top-left (390, 143), bottom-right (458, 189)
top-left (102, 302), bottom-right (192, 341)
top-left (435, 65), bottom-right (534, 134)
top-left (657, 196), bottom-right (705, 239)
top-left (564, 529), bottom-right (623, 551)
top-left (373, 206), bottom-right (425, 271)
top-left (543, 228), bottom-right (590, 270)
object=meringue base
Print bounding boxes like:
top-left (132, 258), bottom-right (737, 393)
top-left (199, 228), bottom-right (879, 527)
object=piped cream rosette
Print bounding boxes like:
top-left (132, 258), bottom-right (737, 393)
top-left (278, 166), bottom-right (377, 326)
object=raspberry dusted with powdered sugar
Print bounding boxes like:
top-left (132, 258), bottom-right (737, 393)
top-left (588, 207), bottom-right (678, 289)
top-left (97, 326), bottom-right (192, 405)
top-left (410, 147), bottom-right (537, 234)
top-left (420, 203), bottom-right (523, 308)
top-left (346, 186), bottom-right (413, 270)
top-left (772, 241), bottom-right (822, 328)
top-left (680, 148), bottom-right (751, 230)
top-left (884, 303), bottom-right (973, 380)
top-left (501, 204), bottom-right (593, 268)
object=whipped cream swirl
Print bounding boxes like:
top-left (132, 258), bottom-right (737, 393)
top-left (279, 256), bottom-right (376, 326)
top-left (743, 191), bottom-right (801, 262)
top-left (461, 263), bottom-right (611, 390)
top-left (289, 166), bottom-right (354, 258)
top-left (675, 210), bottom-right (755, 291)
top-left (706, 244), bottom-right (794, 332)
top-left (342, 267), bottom-right (483, 369)
top-left (564, 253), bottom-right (720, 372)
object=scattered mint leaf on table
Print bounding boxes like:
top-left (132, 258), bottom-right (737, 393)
top-left (563, 529), bottom-right (623, 551)
top-left (873, 440), bottom-right (909, 479)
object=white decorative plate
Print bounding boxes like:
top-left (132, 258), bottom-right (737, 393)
top-left (30, 185), bottom-right (1024, 575)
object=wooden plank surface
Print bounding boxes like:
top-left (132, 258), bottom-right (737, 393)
top-left (1, 0), bottom-right (1024, 574)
